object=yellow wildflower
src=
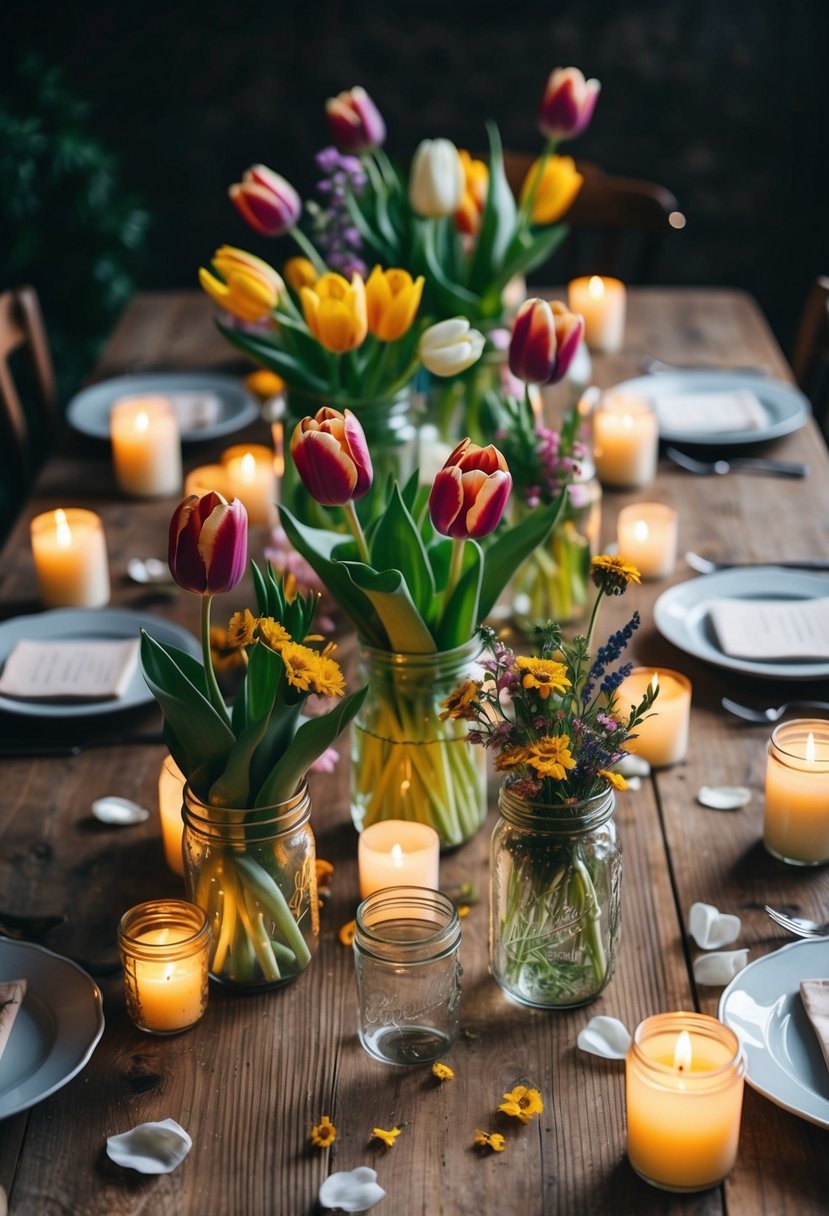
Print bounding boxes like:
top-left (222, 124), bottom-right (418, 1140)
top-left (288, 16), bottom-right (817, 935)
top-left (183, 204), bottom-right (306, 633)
top-left (310, 653), bottom-right (346, 699)
top-left (591, 554), bottom-right (641, 595)
top-left (440, 679), bottom-right (481, 721)
top-left (226, 608), bottom-right (259, 648)
top-left (209, 626), bottom-right (247, 673)
top-left (371, 1126), bottom-right (402, 1148)
top-left (474, 1129), bottom-right (506, 1153)
top-left (494, 746), bottom-right (529, 772)
top-left (257, 617), bottom-right (292, 651)
top-left (498, 1085), bottom-right (544, 1124)
top-left (279, 641), bottom-right (319, 691)
top-left (524, 735), bottom-right (577, 781)
top-left (598, 768), bottom-right (628, 791)
top-left (310, 1115), bottom-right (336, 1148)
top-left (431, 1062), bottom-right (454, 1082)
top-left (516, 656), bottom-right (571, 700)
top-left (458, 905), bottom-right (470, 918)
top-left (338, 919), bottom-right (356, 947)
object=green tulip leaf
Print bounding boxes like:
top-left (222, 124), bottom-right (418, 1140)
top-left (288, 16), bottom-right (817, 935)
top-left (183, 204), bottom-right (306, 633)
top-left (208, 708), bottom-right (272, 808)
top-left (139, 630), bottom-right (235, 769)
top-left (216, 324), bottom-right (330, 393)
top-left (420, 220), bottom-right (482, 314)
top-left (343, 563), bottom-right (437, 652)
top-left (435, 540), bottom-right (483, 649)
top-left (468, 122), bottom-right (518, 293)
top-left (369, 484), bottom-right (435, 616)
top-left (496, 224), bottom-right (569, 296)
top-left (479, 489), bottom-right (568, 621)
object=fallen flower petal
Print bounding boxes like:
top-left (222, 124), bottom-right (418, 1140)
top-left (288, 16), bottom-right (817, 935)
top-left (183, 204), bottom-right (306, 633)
top-left (693, 949), bottom-right (749, 987)
top-left (577, 1015), bottom-right (632, 1060)
top-left (431, 1062), bottom-right (455, 1081)
top-left (106, 1119), bottom-right (192, 1175)
top-left (474, 1129), bottom-right (506, 1153)
top-left (498, 1085), bottom-right (544, 1124)
top-left (338, 919), bottom-right (356, 947)
top-left (688, 902), bottom-right (742, 950)
top-left (319, 1166), bottom-right (386, 1213)
top-left (310, 1115), bottom-right (337, 1149)
top-left (371, 1126), bottom-right (402, 1148)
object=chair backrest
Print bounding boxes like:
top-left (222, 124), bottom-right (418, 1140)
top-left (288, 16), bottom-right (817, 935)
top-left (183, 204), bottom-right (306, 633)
top-left (0, 285), bottom-right (58, 470)
top-left (503, 154), bottom-right (684, 284)
top-left (791, 276), bottom-right (829, 436)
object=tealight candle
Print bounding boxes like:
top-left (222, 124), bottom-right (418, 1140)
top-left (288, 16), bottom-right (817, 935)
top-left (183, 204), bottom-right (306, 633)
top-left (592, 392), bottom-right (659, 489)
top-left (158, 754), bottom-right (186, 877)
top-left (626, 1012), bottom-right (745, 1192)
top-left (567, 275), bottom-right (626, 353)
top-left (119, 899), bottom-right (210, 1035)
top-left (358, 820), bottom-right (440, 899)
top-left (617, 667), bottom-right (692, 767)
top-left (184, 464), bottom-right (229, 499)
top-left (764, 719), bottom-right (829, 865)
top-left (30, 508), bottom-right (110, 608)
top-left (221, 444), bottom-right (278, 526)
top-left (110, 396), bottom-right (182, 497)
top-left (616, 503), bottom-right (678, 579)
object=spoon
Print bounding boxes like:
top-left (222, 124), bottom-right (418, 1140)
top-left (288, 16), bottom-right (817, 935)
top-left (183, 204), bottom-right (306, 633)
top-left (91, 796), bottom-right (151, 825)
top-left (685, 550), bottom-right (829, 574)
top-left (721, 697), bottom-right (829, 723)
top-left (665, 447), bottom-right (808, 479)
top-left (127, 557), bottom-right (175, 586)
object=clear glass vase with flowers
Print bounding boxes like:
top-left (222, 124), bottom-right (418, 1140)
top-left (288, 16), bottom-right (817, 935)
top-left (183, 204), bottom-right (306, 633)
top-left (139, 491), bottom-right (366, 988)
top-left (442, 555), bottom-right (658, 1006)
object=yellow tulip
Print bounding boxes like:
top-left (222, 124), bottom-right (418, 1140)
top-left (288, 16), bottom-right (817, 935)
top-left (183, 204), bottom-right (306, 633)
top-left (365, 266), bottom-right (425, 341)
top-left (284, 256), bottom-right (319, 294)
top-left (455, 150), bottom-right (489, 237)
top-left (520, 155), bottom-right (584, 226)
top-left (300, 272), bottom-right (368, 353)
top-left (199, 245), bottom-right (283, 323)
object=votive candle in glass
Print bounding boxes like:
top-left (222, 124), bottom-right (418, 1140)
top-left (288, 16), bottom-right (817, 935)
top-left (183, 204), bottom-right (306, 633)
top-left (119, 899), bottom-right (210, 1034)
top-left (30, 507), bottom-right (110, 608)
top-left (358, 820), bottom-right (440, 899)
top-left (616, 503), bottom-right (678, 579)
top-left (110, 396), bottom-right (182, 497)
top-left (184, 464), bottom-right (229, 499)
top-left (616, 667), bottom-right (692, 767)
top-left (592, 392), bottom-right (659, 489)
top-left (567, 275), bottom-right (626, 353)
top-left (626, 1012), bottom-right (745, 1192)
top-left (158, 754), bottom-right (186, 877)
top-left (763, 719), bottom-right (829, 865)
top-left (221, 444), bottom-right (278, 526)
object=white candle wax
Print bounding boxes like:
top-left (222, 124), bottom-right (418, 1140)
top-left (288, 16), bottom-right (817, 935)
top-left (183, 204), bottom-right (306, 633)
top-left (593, 393), bottom-right (659, 489)
top-left (617, 667), bottom-right (692, 767)
top-left (222, 444), bottom-right (277, 526)
top-left (110, 396), bottom-right (182, 497)
top-left (764, 720), bottom-right (829, 864)
top-left (158, 755), bottom-right (186, 877)
top-left (30, 508), bottom-right (110, 608)
top-left (358, 820), bottom-right (440, 899)
top-left (567, 275), bottom-right (626, 353)
top-left (617, 503), bottom-right (678, 579)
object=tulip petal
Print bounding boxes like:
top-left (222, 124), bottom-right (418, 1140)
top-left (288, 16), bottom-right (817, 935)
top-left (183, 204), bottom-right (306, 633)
top-left (197, 498), bottom-right (248, 593)
top-left (342, 411), bottom-right (373, 497)
top-left (292, 431), bottom-right (359, 506)
top-left (464, 471), bottom-right (512, 538)
top-left (428, 467), bottom-right (464, 537)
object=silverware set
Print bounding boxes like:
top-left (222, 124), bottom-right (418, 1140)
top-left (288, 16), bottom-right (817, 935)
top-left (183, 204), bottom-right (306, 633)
top-left (684, 550), bottom-right (829, 574)
top-left (665, 446), bottom-right (809, 479)
top-left (721, 697), bottom-right (829, 724)
top-left (765, 906), bottom-right (829, 939)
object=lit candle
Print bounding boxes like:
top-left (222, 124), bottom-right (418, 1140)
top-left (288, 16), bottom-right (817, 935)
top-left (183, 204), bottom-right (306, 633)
top-left (184, 464), bottom-right (230, 499)
top-left (626, 1012), bottom-right (745, 1192)
top-left (119, 900), bottom-right (210, 1035)
top-left (222, 444), bottom-right (278, 526)
top-left (592, 392), bottom-right (658, 489)
top-left (158, 754), bottom-right (186, 877)
top-left (358, 821), bottom-right (440, 899)
top-left (616, 667), bottom-right (692, 767)
top-left (110, 396), bottom-right (182, 497)
top-left (567, 275), bottom-right (626, 353)
top-left (616, 503), bottom-right (678, 579)
top-left (764, 720), bottom-right (829, 865)
top-left (30, 508), bottom-right (110, 608)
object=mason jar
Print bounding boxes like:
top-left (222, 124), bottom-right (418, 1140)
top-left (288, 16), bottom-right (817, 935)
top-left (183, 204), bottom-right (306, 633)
top-left (119, 899), bottom-right (210, 1034)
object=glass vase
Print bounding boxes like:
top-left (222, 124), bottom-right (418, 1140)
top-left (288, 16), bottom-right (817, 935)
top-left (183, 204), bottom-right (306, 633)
top-left (419, 344), bottom-right (506, 450)
top-left (181, 781), bottom-right (318, 991)
top-left (489, 783), bottom-right (621, 1008)
top-left (351, 638), bottom-right (488, 851)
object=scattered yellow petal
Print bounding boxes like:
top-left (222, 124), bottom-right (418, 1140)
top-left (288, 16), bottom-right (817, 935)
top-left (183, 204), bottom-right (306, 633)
top-left (431, 1062), bottom-right (454, 1081)
top-left (338, 919), bottom-right (356, 947)
top-left (315, 858), bottom-right (335, 884)
top-left (598, 768), bottom-right (628, 791)
top-left (498, 1085), bottom-right (544, 1124)
top-left (458, 905), bottom-right (470, 918)
top-left (371, 1126), bottom-right (402, 1148)
top-left (474, 1129), bottom-right (506, 1152)
top-left (310, 1115), bottom-right (336, 1148)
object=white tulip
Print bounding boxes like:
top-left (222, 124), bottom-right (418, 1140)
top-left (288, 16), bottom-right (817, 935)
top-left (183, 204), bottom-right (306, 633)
top-left (408, 139), bottom-right (464, 218)
top-left (419, 317), bottom-right (486, 376)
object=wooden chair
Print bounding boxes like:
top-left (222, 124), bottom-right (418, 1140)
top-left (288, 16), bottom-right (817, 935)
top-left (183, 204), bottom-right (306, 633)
top-left (791, 275), bottom-right (829, 437)
top-left (503, 154), bottom-right (684, 284)
top-left (0, 284), bottom-right (58, 479)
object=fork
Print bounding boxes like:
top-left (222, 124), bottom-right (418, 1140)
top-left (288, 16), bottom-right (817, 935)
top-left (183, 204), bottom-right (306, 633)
top-left (665, 447), bottom-right (809, 479)
top-left (765, 905), bottom-right (829, 938)
top-left (722, 697), bottom-right (829, 723)
top-left (641, 355), bottom-right (771, 376)
top-left (685, 550), bottom-right (829, 574)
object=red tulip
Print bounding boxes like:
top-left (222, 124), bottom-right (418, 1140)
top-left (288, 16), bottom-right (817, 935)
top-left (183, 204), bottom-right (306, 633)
top-left (429, 439), bottom-right (512, 540)
top-left (229, 164), bottom-right (301, 237)
top-left (325, 86), bottom-right (386, 153)
top-left (537, 67), bottom-right (601, 142)
top-left (169, 492), bottom-right (248, 594)
top-left (508, 297), bottom-right (585, 385)
top-left (290, 407), bottom-right (373, 506)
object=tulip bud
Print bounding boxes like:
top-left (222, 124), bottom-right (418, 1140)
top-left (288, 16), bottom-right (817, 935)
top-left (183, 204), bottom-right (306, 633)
top-left (198, 245), bottom-right (284, 323)
top-left (291, 407), bottom-right (373, 506)
top-left (300, 272), bottom-right (368, 353)
top-left (365, 266), bottom-right (425, 341)
top-left (169, 492), bottom-right (248, 595)
top-left (325, 86), bottom-right (386, 153)
top-left (419, 317), bottom-right (486, 377)
top-left (428, 438), bottom-right (512, 540)
top-left (519, 155), bottom-right (584, 226)
top-left (229, 164), bottom-right (302, 237)
top-left (508, 297), bottom-right (585, 386)
top-left (284, 256), bottom-right (319, 294)
top-left (537, 67), bottom-right (601, 142)
top-left (409, 139), bottom-right (464, 218)
top-left (455, 150), bottom-right (489, 237)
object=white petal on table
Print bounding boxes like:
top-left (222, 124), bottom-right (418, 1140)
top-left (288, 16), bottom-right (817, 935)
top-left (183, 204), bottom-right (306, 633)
top-left (577, 1015), bottom-right (632, 1059)
top-left (697, 785), bottom-right (752, 811)
top-left (689, 901), bottom-right (742, 950)
top-left (319, 1167), bottom-right (386, 1213)
top-left (615, 754), bottom-right (651, 777)
top-left (693, 949), bottom-right (749, 986)
top-left (106, 1118), bottom-right (192, 1174)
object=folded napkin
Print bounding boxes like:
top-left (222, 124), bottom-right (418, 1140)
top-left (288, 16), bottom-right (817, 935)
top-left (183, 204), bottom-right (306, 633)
top-left (0, 979), bottom-right (27, 1065)
top-left (709, 597), bottom-right (829, 661)
top-left (166, 391), bottom-right (221, 431)
top-left (652, 388), bottom-right (769, 434)
top-left (0, 637), bottom-right (140, 701)
top-left (800, 980), bottom-right (829, 1073)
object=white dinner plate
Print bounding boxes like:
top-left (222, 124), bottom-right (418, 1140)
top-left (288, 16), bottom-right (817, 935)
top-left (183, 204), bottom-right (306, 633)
top-left (653, 568), bottom-right (829, 681)
top-left (66, 372), bottom-right (259, 442)
top-left (610, 371), bottom-right (810, 446)
top-left (0, 939), bottom-right (104, 1120)
top-left (0, 607), bottom-right (199, 719)
top-left (719, 939), bottom-right (829, 1130)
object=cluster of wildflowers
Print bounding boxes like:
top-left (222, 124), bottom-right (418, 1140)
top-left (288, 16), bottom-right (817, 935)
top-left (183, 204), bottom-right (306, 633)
top-left (308, 147), bottom-right (368, 278)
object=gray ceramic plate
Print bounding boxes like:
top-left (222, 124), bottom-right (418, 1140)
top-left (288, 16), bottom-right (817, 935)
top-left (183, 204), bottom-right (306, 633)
top-left (66, 372), bottom-right (259, 442)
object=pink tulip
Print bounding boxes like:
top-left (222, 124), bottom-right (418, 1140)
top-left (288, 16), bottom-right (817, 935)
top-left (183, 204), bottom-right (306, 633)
top-left (325, 86), bottom-right (386, 153)
top-left (169, 492), bottom-right (248, 594)
top-left (537, 67), bottom-right (601, 142)
top-left (229, 164), bottom-right (302, 237)
top-left (291, 407), bottom-right (373, 506)
top-left (429, 439), bottom-right (512, 540)
top-left (508, 297), bottom-right (585, 385)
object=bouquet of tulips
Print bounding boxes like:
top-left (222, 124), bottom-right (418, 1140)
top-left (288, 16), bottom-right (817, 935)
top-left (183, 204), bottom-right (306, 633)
top-left (140, 491), bottom-right (366, 985)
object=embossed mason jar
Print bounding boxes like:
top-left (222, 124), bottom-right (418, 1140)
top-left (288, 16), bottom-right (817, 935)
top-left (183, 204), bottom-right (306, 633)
top-left (354, 887), bottom-right (462, 1065)
top-left (489, 783), bottom-right (621, 1008)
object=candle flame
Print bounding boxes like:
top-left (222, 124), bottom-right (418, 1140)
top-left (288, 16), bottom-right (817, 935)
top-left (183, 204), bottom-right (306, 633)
top-left (240, 452), bottom-right (257, 482)
top-left (650, 672), bottom-right (660, 695)
top-left (54, 508), bottom-right (72, 548)
top-left (390, 843), bottom-right (405, 868)
top-left (674, 1030), bottom-right (693, 1071)
top-left (135, 411), bottom-right (150, 433)
top-left (633, 519), bottom-right (650, 542)
top-left (588, 275), bottom-right (605, 300)
top-left (806, 731), bottom-right (816, 763)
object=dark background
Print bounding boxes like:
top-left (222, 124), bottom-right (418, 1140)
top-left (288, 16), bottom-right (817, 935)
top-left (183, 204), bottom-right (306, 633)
top-left (6, 0), bottom-right (829, 378)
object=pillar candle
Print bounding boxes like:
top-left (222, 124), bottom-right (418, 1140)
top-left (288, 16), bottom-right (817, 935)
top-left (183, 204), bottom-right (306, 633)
top-left (358, 820), bottom-right (440, 899)
top-left (567, 275), bottom-right (626, 353)
top-left (626, 1012), bottom-right (745, 1192)
top-left (158, 754), bottom-right (186, 877)
top-left (592, 393), bottom-right (659, 489)
top-left (617, 667), bottom-right (692, 767)
top-left (110, 396), bottom-right (182, 497)
top-left (616, 503), bottom-right (678, 579)
top-left (30, 508), bottom-right (110, 608)
top-left (119, 900), bottom-right (210, 1034)
top-left (764, 720), bottom-right (829, 865)
top-left (221, 444), bottom-right (278, 526)
top-left (184, 464), bottom-right (230, 499)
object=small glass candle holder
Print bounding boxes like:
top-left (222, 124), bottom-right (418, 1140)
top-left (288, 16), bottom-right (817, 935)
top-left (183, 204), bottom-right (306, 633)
top-left (119, 899), bottom-right (210, 1035)
top-left (592, 391), bottom-right (658, 489)
top-left (358, 820), bottom-right (440, 899)
top-left (110, 396), bottom-right (182, 498)
top-left (626, 1012), bottom-right (745, 1192)
top-left (30, 508), bottom-right (110, 608)
top-left (354, 887), bottom-right (461, 1066)
top-left (764, 719), bottom-right (829, 865)
top-left (616, 502), bottom-right (678, 580)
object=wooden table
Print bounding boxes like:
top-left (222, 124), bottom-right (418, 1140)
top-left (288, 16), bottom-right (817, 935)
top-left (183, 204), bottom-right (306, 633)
top-left (1, 290), bottom-right (828, 1215)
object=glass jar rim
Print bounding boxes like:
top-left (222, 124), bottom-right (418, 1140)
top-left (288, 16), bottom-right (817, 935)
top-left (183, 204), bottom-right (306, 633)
top-left (498, 781), bottom-right (616, 833)
top-left (770, 718), bottom-right (829, 766)
top-left (182, 780), bottom-right (310, 835)
top-left (355, 887), bottom-right (461, 958)
top-left (630, 1012), bottom-right (745, 1085)
top-left (119, 899), bottom-right (209, 959)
